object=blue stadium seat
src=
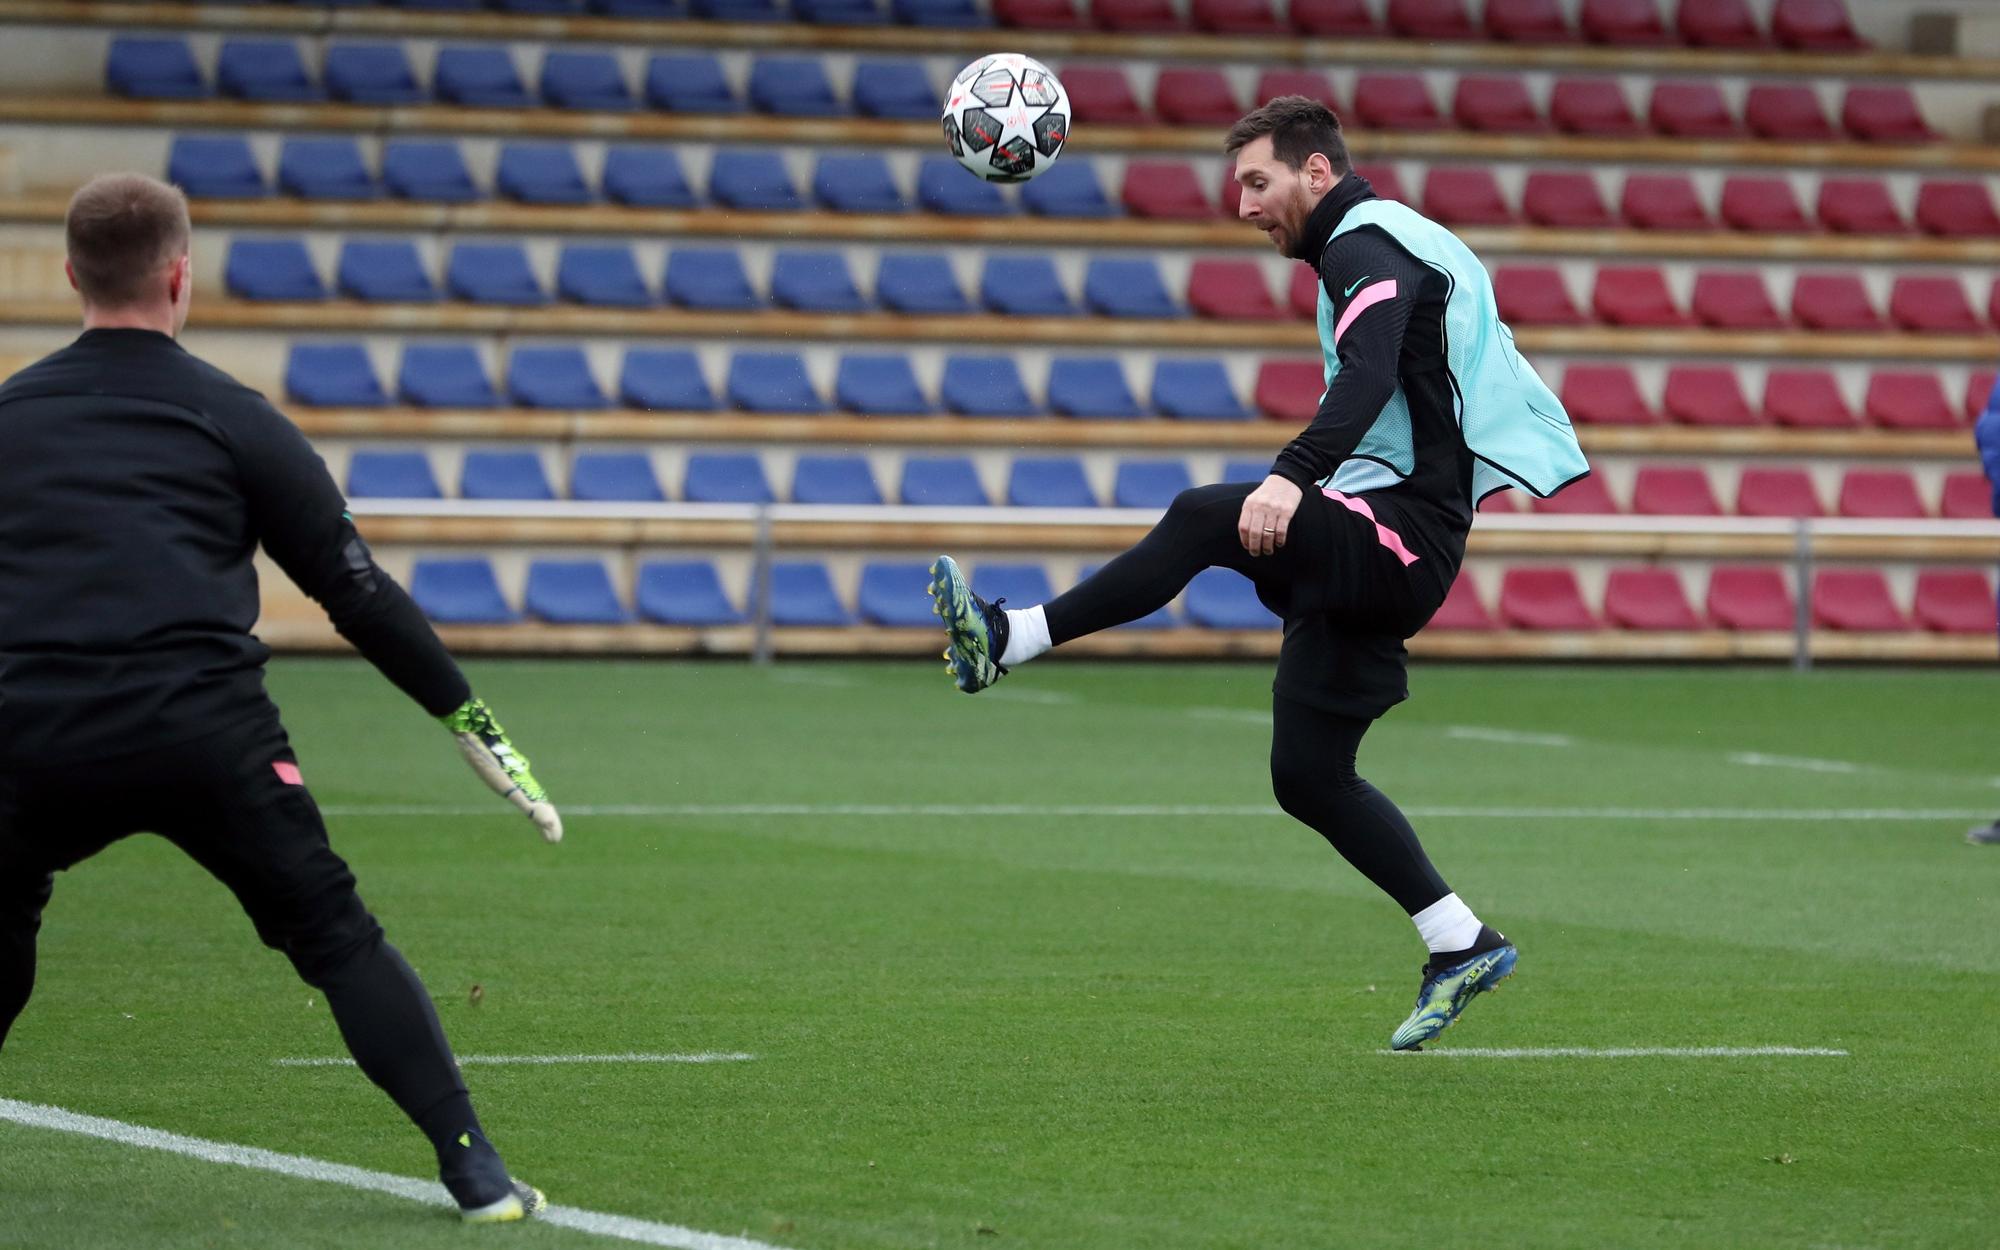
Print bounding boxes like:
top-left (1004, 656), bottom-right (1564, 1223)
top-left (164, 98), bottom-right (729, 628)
top-left (346, 450), bottom-right (441, 498)
top-left (1085, 259), bottom-right (1181, 318)
top-left (168, 136), bottom-right (266, 199)
top-left (894, 0), bottom-right (988, 23)
top-left (971, 563), bottom-right (1055, 607)
top-left (572, 452), bottom-right (665, 502)
top-left (1221, 458), bottom-right (1273, 483)
top-left (1008, 457), bottom-right (1097, 507)
top-left (500, 0), bottom-right (585, 11)
top-left (558, 245), bottom-right (653, 307)
top-left (748, 57), bottom-right (844, 116)
top-left (278, 138), bottom-right (376, 200)
top-left (685, 452), bottom-right (775, 503)
top-left (941, 355), bottom-right (1035, 417)
top-left (859, 561), bottom-right (937, 626)
top-left (835, 354), bottom-right (928, 415)
top-left (637, 561), bottom-right (746, 626)
top-left (1153, 359), bottom-right (1252, 421)
top-left (1049, 358), bottom-right (1143, 419)
top-left (526, 561), bottom-right (629, 623)
top-left (497, 144), bottom-right (593, 205)
top-left (286, 343), bottom-right (386, 407)
top-left (603, 147), bottom-right (696, 207)
top-left (410, 559), bottom-right (518, 624)
top-left (709, 150), bottom-right (803, 211)
top-left (768, 562), bottom-right (852, 626)
top-left (325, 44), bottom-right (425, 105)
top-left (592, 0), bottom-right (684, 13)
top-left (382, 140), bottom-right (480, 202)
top-left (107, 37), bottom-right (207, 99)
top-left (664, 248), bottom-right (759, 309)
top-left (433, 46), bottom-right (533, 108)
top-left (727, 352), bottom-right (821, 413)
top-left (770, 250), bottom-right (866, 312)
top-left (461, 451), bottom-right (556, 500)
top-left (507, 346), bottom-right (608, 408)
top-left (226, 239), bottom-right (325, 301)
top-left (981, 256), bottom-right (1075, 316)
top-left (792, 454), bottom-right (884, 504)
top-left (620, 349), bottom-right (714, 409)
top-left (217, 39), bottom-right (320, 102)
top-left (540, 51), bottom-right (634, 110)
top-left (813, 156), bottom-right (906, 214)
top-left (1113, 460), bottom-right (1194, 508)
top-left (876, 253), bottom-right (970, 314)
top-left (398, 343), bottom-right (499, 407)
top-left (852, 60), bottom-right (935, 118)
top-left (901, 456), bottom-right (988, 506)
top-left (644, 54), bottom-right (740, 112)
top-left (399, 0), bottom-right (482, 9)
top-left (1021, 162), bottom-right (1117, 218)
top-left (1078, 562), bottom-right (1177, 628)
top-left (692, 0), bottom-right (786, 19)
top-left (337, 239), bottom-right (436, 302)
top-left (446, 243), bottom-right (547, 305)
top-left (796, 0), bottom-right (888, 22)
top-left (918, 157), bottom-right (1013, 216)
top-left (1184, 567), bottom-right (1278, 628)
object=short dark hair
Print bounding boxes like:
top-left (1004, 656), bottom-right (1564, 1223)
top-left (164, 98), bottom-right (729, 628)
top-left (65, 173), bottom-right (191, 308)
top-left (1224, 96), bottom-right (1350, 176)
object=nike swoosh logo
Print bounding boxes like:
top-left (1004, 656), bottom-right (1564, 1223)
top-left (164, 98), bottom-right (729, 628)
top-left (1343, 276), bottom-right (1370, 297)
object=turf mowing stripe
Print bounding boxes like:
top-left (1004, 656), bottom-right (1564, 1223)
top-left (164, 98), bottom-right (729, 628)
top-left (274, 1052), bottom-right (757, 1068)
top-left (1377, 1047), bottom-right (1851, 1059)
top-left (1445, 727), bottom-right (1576, 747)
top-left (1726, 752), bottom-right (1863, 774)
top-left (317, 803), bottom-right (1998, 821)
top-left (0, 1097), bottom-right (796, 1250)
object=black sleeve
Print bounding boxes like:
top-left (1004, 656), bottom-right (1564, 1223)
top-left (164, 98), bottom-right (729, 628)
top-left (221, 393), bottom-right (472, 717)
top-left (1269, 230), bottom-right (1430, 489)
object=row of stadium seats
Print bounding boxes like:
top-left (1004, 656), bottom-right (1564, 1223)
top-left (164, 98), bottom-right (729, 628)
top-left (1560, 365), bottom-right (1992, 431)
top-left (1499, 267), bottom-right (2000, 334)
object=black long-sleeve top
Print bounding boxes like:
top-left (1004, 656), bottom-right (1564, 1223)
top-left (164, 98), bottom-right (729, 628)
top-left (0, 328), bottom-right (469, 765)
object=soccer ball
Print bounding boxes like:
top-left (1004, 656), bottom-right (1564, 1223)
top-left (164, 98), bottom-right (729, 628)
top-left (940, 54), bottom-right (1070, 184)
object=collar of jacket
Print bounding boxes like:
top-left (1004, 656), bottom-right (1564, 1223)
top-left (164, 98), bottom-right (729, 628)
top-left (1289, 172), bottom-right (1378, 263)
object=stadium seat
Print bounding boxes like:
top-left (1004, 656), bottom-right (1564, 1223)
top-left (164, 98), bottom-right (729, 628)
top-left (602, 147), bottom-right (695, 207)
top-left (1838, 469), bottom-right (1928, 518)
top-left (1691, 270), bottom-right (1786, 329)
top-left (1842, 86), bottom-right (1935, 143)
top-left (1816, 178), bottom-right (1906, 234)
top-left (1864, 371), bottom-right (1958, 431)
top-left (645, 54), bottom-right (740, 112)
top-left (1969, 370), bottom-right (1999, 422)
top-left (525, 561), bottom-right (629, 625)
top-left (1762, 369), bottom-right (1857, 428)
top-left (1678, 0), bottom-right (1765, 45)
top-left (347, 450), bottom-right (442, 498)
top-left (286, 343), bottom-right (386, 407)
top-left (1155, 70), bottom-right (1242, 127)
top-left (1494, 266), bottom-right (1586, 326)
top-left (1220, 458), bottom-right (1276, 484)
top-left (902, 456), bottom-right (989, 506)
top-left (1254, 70), bottom-right (1339, 109)
top-left (1195, 0), bottom-right (1285, 34)
top-left (1008, 457), bottom-right (1097, 507)
top-left (1282, 261), bottom-right (1316, 315)
top-left (853, 61), bottom-right (936, 119)
top-left (1091, 0), bottom-right (1181, 33)
top-left (981, 256), bottom-right (1075, 316)
top-left (1062, 66), bottom-right (1148, 125)
top-left (877, 253), bottom-right (972, 314)
top-left (398, 344), bottom-right (498, 407)
top-left (855, 563), bottom-right (938, 627)
top-left (382, 140), bottom-right (480, 203)
top-left (1290, 0), bottom-right (1380, 34)
top-left (169, 136), bottom-right (266, 199)
top-left (1114, 459), bottom-right (1196, 508)
top-left (1562, 364), bottom-right (1656, 425)
top-left (1719, 176), bottom-right (1812, 233)
top-left (1185, 568), bottom-right (1277, 629)
top-left (762, 562), bottom-right (852, 627)
top-left (411, 560), bottom-right (516, 624)
top-left (507, 346), bottom-right (607, 408)
top-left (1790, 273), bottom-right (1880, 331)
top-left (325, 44), bottom-right (424, 105)
top-left (1353, 162), bottom-right (1411, 204)
top-left (665, 248), bottom-right (760, 310)
top-left (1663, 366), bottom-right (1759, 426)
top-left (1153, 359), bottom-right (1252, 420)
top-left (995, 0), bottom-right (1087, 27)
top-left (771, 251), bottom-right (868, 313)
top-left (1735, 467), bottom-right (1824, 517)
top-left (1707, 566), bottom-right (1795, 631)
top-left (1743, 84), bottom-right (1836, 141)
top-left (1813, 570), bottom-right (1908, 631)
top-left (918, 157), bottom-right (1012, 215)
top-left (1529, 473), bottom-right (1619, 515)
top-left (496, 144), bottom-right (593, 205)
top-left (571, 452), bottom-right (665, 502)
top-left (1387, 0), bottom-right (1475, 37)
top-left (1049, 358), bottom-right (1143, 418)
top-left (337, 239), bottom-right (434, 302)
top-left (107, 37), bottom-right (208, 99)
top-left (1592, 266), bottom-right (1687, 327)
top-left (726, 351), bottom-right (822, 413)
top-left (896, 0), bottom-right (988, 22)
top-left (1021, 162), bottom-right (1117, 218)
top-left (226, 239), bottom-right (325, 301)
top-left (693, 0), bottom-right (785, 18)
top-left (461, 451), bottom-right (555, 500)
top-left (1188, 260), bottom-right (1285, 321)
top-left (1084, 258), bottom-right (1181, 318)
top-left (1549, 78), bottom-right (1643, 135)
top-left (1255, 361), bottom-right (1323, 423)
top-left (792, 454), bottom-right (885, 504)
top-left (796, 0), bottom-right (886, 20)
top-left (709, 151), bottom-right (804, 212)
top-left (557, 245), bottom-right (652, 308)
top-left (1579, 0), bottom-right (1671, 43)
top-left (447, 243), bottom-right (546, 305)
top-left (1604, 568), bottom-right (1702, 631)
top-left (1423, 168), bottom-right (1515, 226)
top-left (941, 355), bottom-right (1036, 416)
top-left (1888, 276), bottom-right (1982, 334)
top-left (1453, 76), bottom-right (1545, 134)
top-left (1941, 470), bottom-right (1993, 520)
top-left (541, 51), bottom-right (634, 110)
top-left (1427, 573), bottom-right (1496, 630)
top-left (749, 57), bottom-right (844, 116)
top-left (685, 452), bottom-right (776, 503)
top-left (1772, 0), bottom-right (1865, 50)
top-left (1123, 163), bottom-right (1214, 220)
top-left (1500, 568), bottom-right (1598, 630)
top-left (1352, 74), bottom-right (1445, 131)
top-left (217, 39), bottom-right (319, 101)
top-left (972, 564), bottom-right (1058, 611)
top-left (1632, 465), bottom-right (1723, 516)
top-left (276, 138), bottom-right (374, 201)
top-left (620, 348), bottom-right (715, 410)
top-left (1521, 172), bottom-right (1615, 228)
top-left (1620, 175), bottom-right (1713, 231)
top-left (835, 354), bottom-right (929, 415)
top-left (1486, 0), bottom-right (1574, 41)
top-left (1915, 570), bottom-right (1997, 633)
top-left (434, 47), bottom-right (533, 107)
top-left (1649, 81), bottom-right (1739, 138)
top-left (1916, 181), bottom-right (2000, 238)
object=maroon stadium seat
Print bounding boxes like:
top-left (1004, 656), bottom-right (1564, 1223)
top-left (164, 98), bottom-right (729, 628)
top-left (1677, 0), bottom-right (1765, 46)
top-left (1605, 568), bottom-right (1703, 631)
top-left (1790, 273), bottom-right (1882, 331)
top-left (1736, 467), bottom-right (1824, 518)
top-left (1062, 67), bottom-right (1149, 125)
top-left (1842, 86), bottom-right (1937, 143)
top-left (1531, 473), bottom-right (1620, 514)
top-left (1916, 181), bottom-right (2000, 238)
top-left (1649, 81), bottom-right (1740, 138)
top-left (1522, 172), bottom-right (1615, 228)
top-left (1090, 0), bottom-right (1181, 30)
top-left (1453, 75), bottom-right (1546, 133)
top-left (1864, 371), bottom-right (1958, 431)
top-left (1289, 0), bottom-right (1381, 34)
top-left (1888, 276), bottom-right (1982, 334)
top-left (1942, 471), bottom-right (1994, 519)
top-left (1486, 0), bottom-right (1575, 41)
top-left (1664, 366), bottom-right (1760, 426)
top-left (1550, 78), bottom-right (1643, 135)
top-left (1255, 70), bottom-right (1338, 109)
top-left (1620, 174), bottom-right (1713, 231)
top-left (1990, 283), bottom-right (2000, 332)
top-left (1562, 364), bottom-right (1657, 425)
top-left (1914, 570), bottom-right (1997, 634)
top-left (1816, 177), bottom-right (1907, 234)
top-left (1762, 369), bottom-right (1858, 428)
top-left (1691, 270), bottom-right (1787, 329)
top-left (1122, 162), bottom-right (1213, 219)
top-left (1772, 0), bottom-right (1866, 51)
top-left (1969, 369), bottom-right (1998, 421)
top-left (1743, 84), bottom-right (1837, 141)
top-left (1221, 166), bottom-right (1241, 218)
top-left (1707, 567), bottom-right (1796, 631)
top-left (1288, 264), bottom-right (1319, 318)
top-left (1352, 162), bottom-right (1409, 203)
top-left (1428, 573), bottom-right (1497, 630)
top-left (995, 0), bottom-right (1087, 26)
top-left (1255, 360), bottom-right (1323, 422)
top-left (1193, 0), bottom-right (1284, 32)
top-left (1838, 468), bottom-right (1929, 518)
top-left (1352, 74), bottom-right (1446, 131)
top-left (1422, 167), bottom-right (1516, 225)
top-left (1632, 465), bottom-right (1724, 516)
top-left (1500, 568), bottom-right (1600, 630)
top-left (1155, 69), bottom-right (1243, 127)
top-left (1580, 0), bottom-right (1672, 44)
top-left (1493, 265), bottom-right (1586, 325)
top-left (1812, 570), bottom-right (1909, 632)
top-left (1593, 265), bottom-right (1688, 326)
top-left (1719, 176), bottom-right (1812, 233)
top-left (1387, 0), bottom-right (1477, 39)
top-left (1188, 260), bottom-right (1287, 321)
top-left (1477, 491), bottom-right (1519, 512)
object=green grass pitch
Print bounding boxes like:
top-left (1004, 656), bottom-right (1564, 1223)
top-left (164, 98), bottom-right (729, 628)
top-left (3, 658), bottom-right (1998, 1249)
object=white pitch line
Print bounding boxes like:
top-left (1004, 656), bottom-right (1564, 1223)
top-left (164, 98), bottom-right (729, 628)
top-left (316, 802), bottom-right (1999, 822)
top-left (275, 1051), bottom-right (756, 1069)
top-left (1727, 752), bottom-right (1862, 775)
top-left (1446, 726), bottom-right (1575, 748)
top-left (0, 1097), bottom-right (794, 1250)
top-left (1378, 1046), bottom-right (1849, 1059)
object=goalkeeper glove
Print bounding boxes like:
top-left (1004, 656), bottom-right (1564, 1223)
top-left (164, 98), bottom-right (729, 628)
top-left (441, 698), bottom-right (563, 843)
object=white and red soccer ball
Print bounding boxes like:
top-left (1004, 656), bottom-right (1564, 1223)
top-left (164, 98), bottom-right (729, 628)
top-left (941, 54), bottom-right (1070, 184)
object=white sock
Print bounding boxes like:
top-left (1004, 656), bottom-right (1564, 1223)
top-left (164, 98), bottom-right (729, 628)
top-left (998, 605), bottom-right (1051, 667)
top-left (1411, 893), bottom-right (1484, 954)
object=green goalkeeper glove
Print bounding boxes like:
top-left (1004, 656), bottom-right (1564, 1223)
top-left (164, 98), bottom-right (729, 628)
top-left (441, 698), bottom-right (563, 843)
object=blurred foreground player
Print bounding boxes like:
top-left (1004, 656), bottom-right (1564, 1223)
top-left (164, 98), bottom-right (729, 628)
top-left (928, 99), bottom-right (1591, 1050)
top-left (1971, 374), bottom-right (2000, 845)
top-left (0, 174), bottom-right (557, 1221)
